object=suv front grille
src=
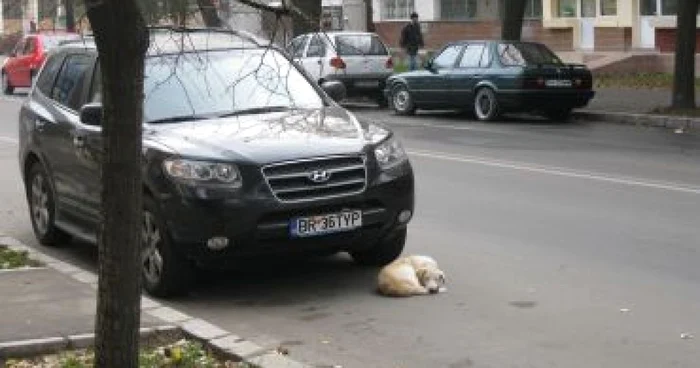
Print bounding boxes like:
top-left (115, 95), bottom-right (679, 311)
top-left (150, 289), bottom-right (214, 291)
top-left (262, 155), bottom-right (367, 202)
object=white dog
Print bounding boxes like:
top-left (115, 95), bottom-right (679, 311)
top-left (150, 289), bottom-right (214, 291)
top-left (377, 255), bottom-right (446, 297)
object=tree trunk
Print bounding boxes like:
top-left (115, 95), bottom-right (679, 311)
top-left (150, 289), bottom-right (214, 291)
top-left (197, 0), bottom-right (222, 27)
top-left (501, 0), bottom-right (528, 41)
top-left (65, 0), bottom-right (75, 32)
top-left (85, 0), bottom-right (149, 366)
top-left (672, 0), bottom-right (698, 109)
top-left (292, 0), bottom-right (321, 36)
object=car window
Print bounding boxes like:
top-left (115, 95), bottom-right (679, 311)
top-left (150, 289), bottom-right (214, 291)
top-left (459, 44), bottom-right (485, 68)
top-left (23, 38), bottom-right (36, 54)
top-left (288, 35), bottom-right (308, 58)
top-left (36, 53), bottom-right (66, 96)
top-left (480, 44), bottom-right (492, 67)
top-left (142, 48), bottom-right (324, 123)
top-left (335, 34), bottom-right (388, 56)
top-left (14, 39), bottom-right (26, 55)
top-left (306, 34), bottom-right (326, 57)
top-left (50, 54), bottom-right (93, 110)
top-left (432, 45), bottom-right (462, 69)
top-left (41, 35), bottom-right (81, 51)
top-left (498, 42), bottom-right (563, 66)
top-left (89, 62), bottom-right (101, 103)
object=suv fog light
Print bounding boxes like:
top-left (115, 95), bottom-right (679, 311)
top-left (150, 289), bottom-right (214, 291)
top-left (398, 210), bottom-right (412, 224)
top-left (207, 237), bottom-right (230, 251)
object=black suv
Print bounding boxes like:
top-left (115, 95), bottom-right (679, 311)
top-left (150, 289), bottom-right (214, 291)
top-left (18, 29), bottom-right (414, 297)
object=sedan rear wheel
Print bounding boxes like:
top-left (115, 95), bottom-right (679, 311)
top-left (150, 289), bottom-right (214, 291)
top-left (473, 87), bottom-right (500, 121)
top-left (2, 72), bottom-right (14, 95)
top-left (391, 84), bottom-right (415, 116)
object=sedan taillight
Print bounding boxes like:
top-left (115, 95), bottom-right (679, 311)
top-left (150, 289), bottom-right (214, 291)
top-left (523, 77), bottom-right (545, 89)
top-left (330, 57), bottom-right (346, 69)
top-left (386, 57), bottom-right (394, 69)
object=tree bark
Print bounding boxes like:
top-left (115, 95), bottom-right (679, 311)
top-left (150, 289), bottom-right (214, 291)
top-left (197, 0), bottom-right (222, 27)
top-left (65, 0), bottom-right (75, 32)
top-left (501, 0), bottom-right (528, 41)
top-left (85, 0), bottom-right (149, 366)
top-left (672, 0), bottom-right (698, 109)
top-left (291, 0), bottom-right (321, 36)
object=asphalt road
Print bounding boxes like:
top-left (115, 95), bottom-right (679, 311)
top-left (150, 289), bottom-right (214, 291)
top-left (1, 96), bottom-right (699, 368)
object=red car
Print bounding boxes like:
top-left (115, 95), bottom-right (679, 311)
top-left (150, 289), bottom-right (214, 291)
top-left (2, 32), bottom-right (80, 94)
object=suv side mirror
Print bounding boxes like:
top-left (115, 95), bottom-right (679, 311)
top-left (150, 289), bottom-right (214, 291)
top-left (79, 103), bottom-right (103, 126)
top-left (320, 80), bottom-right (346, 103)
top-left (424, 60), bottom-right (435, 71)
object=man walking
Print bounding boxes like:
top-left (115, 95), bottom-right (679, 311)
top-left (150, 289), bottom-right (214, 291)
top-left (400, 12), bottom-right (424, 71)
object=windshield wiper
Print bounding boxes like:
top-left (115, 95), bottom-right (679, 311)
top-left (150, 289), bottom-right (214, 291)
top-left (217, 106), bottom-right (291, 118)
top-left (146, 114), bottom-right (212, 124)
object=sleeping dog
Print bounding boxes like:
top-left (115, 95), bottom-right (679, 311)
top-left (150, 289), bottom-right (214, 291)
top-left (377, 255), bottom-right (446, 297)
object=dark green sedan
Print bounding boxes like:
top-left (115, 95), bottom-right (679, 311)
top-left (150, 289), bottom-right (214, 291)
top-left (384, 40), bottom-right (595, 121)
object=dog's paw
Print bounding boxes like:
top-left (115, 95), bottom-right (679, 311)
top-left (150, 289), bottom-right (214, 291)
top-left (438, 287), bottom-right (447, 293)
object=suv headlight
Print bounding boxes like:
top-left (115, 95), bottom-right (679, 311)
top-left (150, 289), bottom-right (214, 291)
top-left (163, 159), bottom-right (242, 188)
top-left (375, 136), bottom-right (407, 170)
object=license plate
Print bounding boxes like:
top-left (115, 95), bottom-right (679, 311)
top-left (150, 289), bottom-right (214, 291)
top-left (545, 79), bottom-right (572, 87)
top-left (355, 80), bottom-right (379, 88)
top-left (290, 210), bottom-right (362, 238)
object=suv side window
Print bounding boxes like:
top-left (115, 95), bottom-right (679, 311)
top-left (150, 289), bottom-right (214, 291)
top-left (36, 53), bottom-right (66, 96)
top-left (89, 62), bottom-right (101, 103)
top-left (50, 54), bottom-right (93, 110)
top-left (306, 34), bottom-right (325, 57)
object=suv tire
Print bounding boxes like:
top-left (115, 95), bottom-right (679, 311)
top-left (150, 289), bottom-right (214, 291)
top-left (142, 196), bottom-right (193, 298)
top-left (351, 228), bottom-right (406, 266)
top-left (26, 163), bottom-right (71, 246)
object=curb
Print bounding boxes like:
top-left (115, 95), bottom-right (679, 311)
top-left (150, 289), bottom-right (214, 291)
top-left (0, 326), bottom-right (178, 358)
top-left (0, 235), bottom-right (311, 368)
top-left (573, 110), bottom-right (700, 131)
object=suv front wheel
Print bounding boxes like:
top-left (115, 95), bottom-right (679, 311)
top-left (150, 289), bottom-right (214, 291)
top-left (142, 196), bottom-right (193, 298)
top-left (351, 229), bottom-right (406, 266)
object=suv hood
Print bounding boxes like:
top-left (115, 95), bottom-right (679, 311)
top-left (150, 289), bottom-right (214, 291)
top-left (144, 107), bottom-right (371, 164)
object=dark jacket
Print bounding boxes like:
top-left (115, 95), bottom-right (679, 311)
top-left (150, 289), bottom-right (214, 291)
top-left (400, 23), bottom-right (424, 55)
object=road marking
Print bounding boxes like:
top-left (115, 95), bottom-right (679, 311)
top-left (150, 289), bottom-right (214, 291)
top-left (408, 149), bottom-right (700, 195)
top-left (0, 136), bottom-right (18, 145)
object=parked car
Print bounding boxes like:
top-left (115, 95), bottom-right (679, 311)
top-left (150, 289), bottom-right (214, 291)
top-left (384, 40), bottom-right (595, 121)
top-left (18, 28), bottom-right (414, 297)
top-left (287, 31), bottom-right (394, 107)
top-left (2, 32), bottom-right (80, 94)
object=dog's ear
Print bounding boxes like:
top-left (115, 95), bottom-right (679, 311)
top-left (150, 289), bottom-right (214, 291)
top-left (415, 267), bottom-right (428, 283)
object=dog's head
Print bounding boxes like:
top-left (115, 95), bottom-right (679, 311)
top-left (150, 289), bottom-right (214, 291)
top-left (416, 266), bottom-right (446, 294)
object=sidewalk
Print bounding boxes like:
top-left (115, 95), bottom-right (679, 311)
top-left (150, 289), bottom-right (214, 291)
top-left (583, 87), bottom-right (700, 114)
top-left (0, 267), bottom-right (164, 344)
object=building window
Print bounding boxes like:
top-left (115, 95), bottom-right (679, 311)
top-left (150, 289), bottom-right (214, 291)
top-left (600, 0), bottom-right (617, 16)
top-left (381, 0), bottom-right (415, 20)
top-left (441, 0), bottom-right (478, 20)
top-left (661, 0), bottom-right (677, 15)
top-left (640, 0), bottom-right (657, 15)
top-left (499, 0), bottom-right (542, 19)
top-left (581, 0), bottom-right (596, 17)
top-left (557, 0), bottom-right (576, 17)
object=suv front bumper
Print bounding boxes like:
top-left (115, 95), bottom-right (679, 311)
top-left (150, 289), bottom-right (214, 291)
top-left (157, 162), bottom-right (414, 266)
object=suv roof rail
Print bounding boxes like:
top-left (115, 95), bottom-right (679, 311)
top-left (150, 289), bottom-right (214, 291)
top-left (57, 36), bottom-right (95, 47)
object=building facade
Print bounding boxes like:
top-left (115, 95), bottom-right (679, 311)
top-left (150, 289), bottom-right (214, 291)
top-left (372, 0), bottom-right (700, 53)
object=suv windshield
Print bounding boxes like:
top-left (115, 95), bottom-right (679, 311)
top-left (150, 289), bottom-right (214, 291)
top-left (497, 42), bottom-right (563, 66)
top-left (335, 35), bottom-right (388, 56)
top-left (141, 48), bottom-right (324, 123)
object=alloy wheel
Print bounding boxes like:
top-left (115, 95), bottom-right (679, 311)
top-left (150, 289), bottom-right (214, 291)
top-left (142, 211), bottom-right (164, 285)
top-left (30, 174), bottom-right (50, 236)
